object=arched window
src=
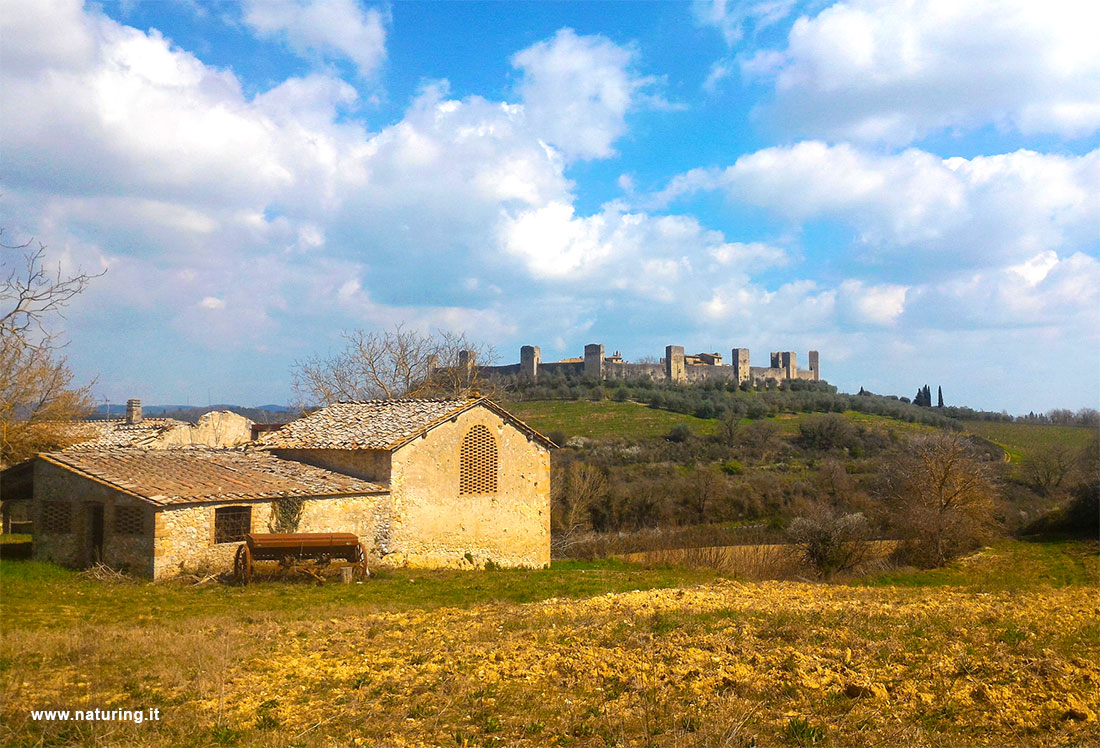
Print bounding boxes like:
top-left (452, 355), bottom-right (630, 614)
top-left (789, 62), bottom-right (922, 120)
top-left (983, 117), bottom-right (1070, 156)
top-left (459, 424), bottom-right (498, 494)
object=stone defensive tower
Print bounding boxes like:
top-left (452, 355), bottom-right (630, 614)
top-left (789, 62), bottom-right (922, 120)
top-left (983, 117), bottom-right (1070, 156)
top-left (731, 348), bottom-right (750, 384)
top-left (584, 343), bottom-right (605, 380)
top-left (458, 349), bottom-right (476, 383)
top-left (665, 345), bottom-right (686, 383)
top-left (808, 350), bottom-right (820, 381)
top-left (780, 352), bottom-right (797, 380)
top-left (520, 345), bottom-right (541, 379)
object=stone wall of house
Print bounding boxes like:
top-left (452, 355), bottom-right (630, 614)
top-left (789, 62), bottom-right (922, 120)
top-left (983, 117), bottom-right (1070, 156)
top-left (32, 460), bottom-right (155, 575)
top-left (388, 407), bottom-right (550, 569)
top-left (156, 411), bottom-right (253, 447)
top-left (152, 493), bottom-right (389, 580)
top-left (269, 448), bottom-right (391, 483)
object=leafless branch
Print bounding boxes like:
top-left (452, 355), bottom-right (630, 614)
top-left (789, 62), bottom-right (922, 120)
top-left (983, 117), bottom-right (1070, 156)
top-left (1, 230), bottom-right (106, 349)
top-left (290, 323), bottom-right (498, 408)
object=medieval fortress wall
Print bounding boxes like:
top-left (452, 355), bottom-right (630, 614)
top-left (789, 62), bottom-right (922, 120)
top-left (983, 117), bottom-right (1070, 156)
top-left (471, 344), bottom-right (820, 385)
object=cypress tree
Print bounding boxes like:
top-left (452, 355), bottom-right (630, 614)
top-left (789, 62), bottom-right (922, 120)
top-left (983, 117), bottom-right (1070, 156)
top-left (937, 386), bottom-right (944, 408)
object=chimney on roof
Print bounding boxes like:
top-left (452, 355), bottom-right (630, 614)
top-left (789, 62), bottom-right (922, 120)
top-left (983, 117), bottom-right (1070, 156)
top-left (125, 398), bottom-right (142, 424)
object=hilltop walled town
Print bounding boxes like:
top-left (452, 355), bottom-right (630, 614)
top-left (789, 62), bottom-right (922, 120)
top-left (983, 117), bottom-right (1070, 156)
top-left (468, 343), bottom-right (820, 385)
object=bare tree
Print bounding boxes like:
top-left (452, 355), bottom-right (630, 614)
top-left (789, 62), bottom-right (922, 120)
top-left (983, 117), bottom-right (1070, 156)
top-left (291, 324), bottom-right (497, 407)
top-left (551, 461), bottom-right (607, 557)
top-left (1021, 444), bottom-right (1081, 496)
top-left (884, 432), bottom-right (1000, 567)
top-left (2, 233), bottom-right (103, 348)
top-left (717, 410), bottom-right (741, 447)
top-left (1, 233), bottom-right (101, 466)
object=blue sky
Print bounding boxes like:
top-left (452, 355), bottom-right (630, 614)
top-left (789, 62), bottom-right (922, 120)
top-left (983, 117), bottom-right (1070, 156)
top-left (2, 0), bottom-right (1098, 413)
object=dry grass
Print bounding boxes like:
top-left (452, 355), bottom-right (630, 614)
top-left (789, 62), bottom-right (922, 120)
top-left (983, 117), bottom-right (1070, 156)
top-left (617, 541), bottom-right (898, 581)
top-left (1, 542), bottom-right (1097, 748)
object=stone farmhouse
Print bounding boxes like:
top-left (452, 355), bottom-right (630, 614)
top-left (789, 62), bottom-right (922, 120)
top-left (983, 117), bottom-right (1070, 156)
top-left (472, 343), bottom-right (821, 386)
top-left (0, 400), bottom-right (253, 533)
top-left (29, 398), bottom-right (552, 579)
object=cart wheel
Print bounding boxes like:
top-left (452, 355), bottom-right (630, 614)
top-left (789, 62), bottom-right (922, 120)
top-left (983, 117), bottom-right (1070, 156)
top-left (234, 544), bottom-right (253, 585)
top-left (355, 542), bottom-right (370, 579)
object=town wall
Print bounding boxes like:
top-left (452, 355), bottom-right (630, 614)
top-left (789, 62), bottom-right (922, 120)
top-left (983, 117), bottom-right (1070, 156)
top-left (387, 406), bottom-right (550, 569)
top-left (535, 361), bottom-right (584, 377)
top-left (478, 344), bottom-right (821, 386)
top-left (604, 362), bottom-right (664, 381)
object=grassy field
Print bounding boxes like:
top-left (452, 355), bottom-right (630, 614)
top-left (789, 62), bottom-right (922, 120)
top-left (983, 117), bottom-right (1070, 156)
top-left (503, 400), bottom-right (720, 439)
top-left (2, 541), bottom-right (1097, 747)
top-left (962, 420), bottom-right (1096, 463)
top-left (502, 400), bottom-right (943, 441)
top-left (0, 559), bottom-right (719, 631)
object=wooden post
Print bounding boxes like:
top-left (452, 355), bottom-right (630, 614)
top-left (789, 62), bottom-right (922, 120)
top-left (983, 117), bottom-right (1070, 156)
top-left (340, 566), bottom-right (354, 584)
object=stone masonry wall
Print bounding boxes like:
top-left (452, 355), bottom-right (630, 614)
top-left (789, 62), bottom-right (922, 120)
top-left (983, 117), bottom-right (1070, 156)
top-left (604, 362), bottom-right (664, 381)
top-left (483, 346), bottom-right (819, 385)
top-left (387, 407), bottom-right (550, 569)
top-left (536, 361), bottom-right (585, 377)
top-left (152, 494), bottom-right (389, 580)
top-left (685, 365), bottom-right (739, 383)
top-left (33, 460), bottom-right (155, 575)
top-left (154, 411), bottom-right (253, 448)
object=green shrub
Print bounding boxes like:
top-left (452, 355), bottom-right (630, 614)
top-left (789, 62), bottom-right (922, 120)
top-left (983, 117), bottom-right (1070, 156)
top-left (666, 424), bottom-right (693, 443)
top-left (720, 460), bottom-right (744, 475)
top-left (787, 508), bottom-right (871, 576)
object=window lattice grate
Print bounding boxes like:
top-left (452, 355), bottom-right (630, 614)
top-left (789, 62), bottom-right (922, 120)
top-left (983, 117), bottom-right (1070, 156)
top-left (459, 424), bottom-right (498, 495)
top-left (114, 505), bottom-right (144, 536)
top-left (214, 506), bottom-right (251, 544)
top-left (41, 501), bottom-right (72, 534)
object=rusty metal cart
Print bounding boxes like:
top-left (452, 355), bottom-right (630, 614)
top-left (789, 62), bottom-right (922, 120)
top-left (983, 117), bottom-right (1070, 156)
top-left (233, 532), bottom-right (368, 584)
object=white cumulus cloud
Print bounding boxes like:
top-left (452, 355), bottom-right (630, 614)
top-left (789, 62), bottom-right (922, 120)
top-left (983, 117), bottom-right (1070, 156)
top-left (655, 142), bottom-right (1100, 273)
top-left (512, 28), bottom-right (659, 161)
top-left (243, 0), bottom-right (388, 78)
top-left (742, 0), bottom-right (1100, 144)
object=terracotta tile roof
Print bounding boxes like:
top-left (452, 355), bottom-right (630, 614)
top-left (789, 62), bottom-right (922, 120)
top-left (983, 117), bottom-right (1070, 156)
top-left (39, 448), bottom-right (387, 506)
top-left (62, 419), bottom-right (188, 449)
top-left (260, 399), bottom-right (475, 450)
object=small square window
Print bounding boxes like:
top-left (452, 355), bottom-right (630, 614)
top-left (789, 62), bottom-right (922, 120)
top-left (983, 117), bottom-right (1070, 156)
top-left (214, 506), bottom-right (251, 544)
top-left (41, 501), bottom-right (72, 534)
top-left (113, 505), bottom-right (144, 536)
